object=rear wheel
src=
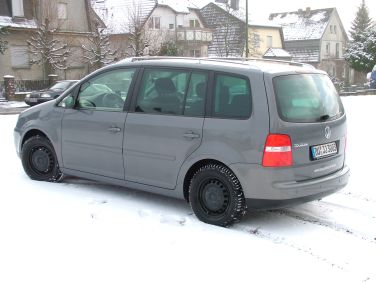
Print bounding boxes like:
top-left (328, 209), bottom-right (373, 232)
top-left (189, 164), bottom-right (247, 227)
top-left (21, 136), bottom-right (63, 182)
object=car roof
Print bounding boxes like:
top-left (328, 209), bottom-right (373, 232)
top-left (112, 57), bottom-right (323, 75)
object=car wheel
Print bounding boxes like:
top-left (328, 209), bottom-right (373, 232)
top-left (189, 163), bottom-right (247, 227)
top-left (21, 135), bottom-right (63, 182)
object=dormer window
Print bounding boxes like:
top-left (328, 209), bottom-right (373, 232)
top-left (12, 0), bottom-right (24, 17)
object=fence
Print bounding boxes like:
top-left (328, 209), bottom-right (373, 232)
top-left (13, 80), bottom-right (50, 93)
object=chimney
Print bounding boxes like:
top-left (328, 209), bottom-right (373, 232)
top-left (305, 7), bottom-right (311, 17)
top-left (12, 0), bottom-right (24, 17)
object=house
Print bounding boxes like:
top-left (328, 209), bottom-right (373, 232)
top-left (92, 0), bottom-right (213, 57)
top-left (248, 23), bottom-right (285, 58)
top-left (269, 7), bottom-right (350, 82)
top-left (200, 2), bottom-right (245, 57)
top-left (0, 0), bottom-right (96, 81)
top-left (200, 2), bottom-right (286, 58)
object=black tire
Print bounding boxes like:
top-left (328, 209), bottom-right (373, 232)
top-left (21, 135), bottom-right (63, 182)
top-left (189, 164), bottom-right (247, 227)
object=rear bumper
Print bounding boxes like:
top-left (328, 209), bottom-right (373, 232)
top-left (230, 163), bottom-right (350, 206)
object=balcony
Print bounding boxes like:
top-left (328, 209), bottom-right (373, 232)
top-left (176, 28), bottom-right (213, 42)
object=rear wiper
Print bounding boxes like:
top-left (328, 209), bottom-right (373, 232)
top-left (318, 114), bottom-right (330, 122)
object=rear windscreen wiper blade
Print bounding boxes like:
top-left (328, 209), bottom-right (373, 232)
top-left (318, 114), bottom-right (330, 121)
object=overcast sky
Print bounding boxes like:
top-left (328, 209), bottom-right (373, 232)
top-left (190, 0), bottom-right (376, 33)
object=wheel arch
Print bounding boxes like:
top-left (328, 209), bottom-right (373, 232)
top-left (21, 129), bottom-right (49, 149)
top-left (183, 158), bottom-right (237, 203)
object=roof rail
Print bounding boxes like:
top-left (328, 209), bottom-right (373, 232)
top-left (116, 56), bottom-right (315, 69)
top-left (206, 57), bottom-right (316, 69)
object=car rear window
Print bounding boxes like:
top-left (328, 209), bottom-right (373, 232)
top-left (273, 74), bottom-right (344, 123)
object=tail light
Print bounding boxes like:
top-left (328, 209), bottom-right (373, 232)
top-left (262, 134), bottom-right (293, 167)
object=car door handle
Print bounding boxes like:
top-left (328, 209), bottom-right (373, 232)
top-left (183, 132), bottom-right (200, 139)
top-left (108, 127), bottom-right (121, 133)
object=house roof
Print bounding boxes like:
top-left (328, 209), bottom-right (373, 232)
top-left (0, 16), bottom-right (37, 29)
top-left (263, 48), bottom-right (291, 58)
top-left (286, 46), bottom-right (320, 63)
top-left (91, 0), bottom-right (157, 34)
top-left (269, 8), bottom-right (334, 41)
top-left (157, 0), bottom-right (199, 13)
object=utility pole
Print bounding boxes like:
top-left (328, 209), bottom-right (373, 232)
top-left (245, 0), bottom-right (249, 58)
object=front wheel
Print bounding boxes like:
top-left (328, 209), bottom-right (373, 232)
top-left (21, 136), bottom-right (63, 182)
top-left (189, 164), bottom-right (247, 227)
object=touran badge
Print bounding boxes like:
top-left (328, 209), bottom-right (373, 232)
top-left (325, 126), bottom-right (331, 139)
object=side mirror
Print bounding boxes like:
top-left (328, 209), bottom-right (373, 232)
top-left (59, 95), bottom-right (75, 108)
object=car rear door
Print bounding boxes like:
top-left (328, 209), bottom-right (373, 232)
top-left (265, 72), bottom-right (347, 180)
top-left (123, 68), bottom-right (208, 189)
top-left (61, 68), bottom-right (137, 179)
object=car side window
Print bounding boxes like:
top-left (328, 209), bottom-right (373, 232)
top-left (213, 74), bottom-right (251, 119)
top-left (183, 72), bottom-right (208, 117)
top-left (76, 69), bottom-right (135, 111)
top-left (135, 69), bottom-right (189, 115)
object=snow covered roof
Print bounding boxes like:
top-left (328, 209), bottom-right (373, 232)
top-left (263, 48), bottom-right (291, 58)
top-left (157, 0), bottom-right (199, 13)
top-left (91, 0), bottom-right (156, 34)
top-left (286, 47), bottom-right (320, 63)
top-left (0, 16), bottom-right (37, 29)
top-left (269, 8), bottom-right (334, 41)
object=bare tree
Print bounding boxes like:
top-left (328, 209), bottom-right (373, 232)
top-left (0, 26), bottom-right (8, 55)
top-left (124, 0), bottom-right (168, 57)
top-left (82, 21), bottom-right (117, 71)
top-left (27, 18), bottom-right (70, 79)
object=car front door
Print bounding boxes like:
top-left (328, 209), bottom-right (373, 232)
top-left (61, 68), bottom-right (137, 179)
top-left (123, 68), bottom-right (208, 189)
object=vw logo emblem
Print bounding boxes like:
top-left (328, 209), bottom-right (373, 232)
top-left (324, 126), bottom-right (331, 139)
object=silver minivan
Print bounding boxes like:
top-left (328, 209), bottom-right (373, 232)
top-left (14, 57), bottom-right (350, 226)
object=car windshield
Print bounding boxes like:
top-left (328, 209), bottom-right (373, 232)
top-left (50, 81), bottom-right (73, 90)
top-left (273, 74), bottom-right (344, 123)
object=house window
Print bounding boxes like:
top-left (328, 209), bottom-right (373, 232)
top-left (252, 34), bottom-right (260, 48)
top-left (190, 49), bottom-right (201, 57)
top-left (334, 25), bottom-right (337, 34)
top-left (148, 17), bottom-right (161, 29)
top-left (11, 46), bottom-right (29, 68)
top-left (336, 43), bottom-right (340, 58)
top-left (330, 25), bottom-right (333, 33)
top-left (266, 36), bottom-right (273, 48)
top-left (326, 43), bottom-right (330, 55)
top-left (12, 0), bottom-right (24, 17)
top-left (169, 24), bottom-right (174, 29)
top-left (189, 19), bottom-right (200, 28)
top-left (58, 3), bottom-right (67, 20)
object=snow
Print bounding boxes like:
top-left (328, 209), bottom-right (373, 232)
top-left (269, 9), bottom-right (332, 41)
top-left (158, 0), bottom-right (199, 13)
top-left (0, 101), bottom-right (27, 108)
top-left (0, 16), bottom-right (37, 29)
top-left (1, 96), bottom-right (376, 281)
top-left (263, 48), bottom-right (291, 58)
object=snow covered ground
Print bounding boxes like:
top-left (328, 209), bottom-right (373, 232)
top-left (0, 96), bottom-right (375, 282)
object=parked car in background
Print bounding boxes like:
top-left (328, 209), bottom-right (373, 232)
top-left (25, 80), bottom-right (78, 106)
top-left (370, 65), bottom-right (376, 89)
top-left (14, 57), bottom-right (349, 227)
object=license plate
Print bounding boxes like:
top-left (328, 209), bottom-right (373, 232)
top-left (29, 98), bottom-right (38, 102)
top-left (311, 142), bottom-right (337, 160)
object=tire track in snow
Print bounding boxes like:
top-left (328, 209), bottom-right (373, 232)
top-left (235, 223), bottom-right (348, 272)
top-left (269, 209), bottom-right (376, 244)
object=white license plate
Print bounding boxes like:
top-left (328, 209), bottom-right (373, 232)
top-left (29, 98), bottom-right (38, 102)
top-left (311, 142), bottom-right (337, 159)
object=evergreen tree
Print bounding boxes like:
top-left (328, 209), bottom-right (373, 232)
top-left (82, 21), bottom-right (117, 71)
top-left (0, 26), bottom-right (8, 55)
top-left (27, 19), bottom-right (70, 79)
top-left (344, 29), bottom-right (376, 73)
top-left (349, 0), bottom-right (373, 41)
